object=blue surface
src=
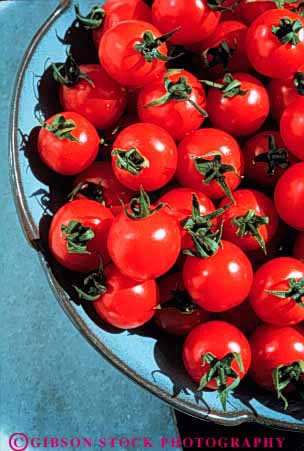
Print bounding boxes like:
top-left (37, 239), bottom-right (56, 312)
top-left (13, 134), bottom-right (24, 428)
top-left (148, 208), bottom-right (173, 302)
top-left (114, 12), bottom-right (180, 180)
top-left (1, 2), bottom-right (179, 450)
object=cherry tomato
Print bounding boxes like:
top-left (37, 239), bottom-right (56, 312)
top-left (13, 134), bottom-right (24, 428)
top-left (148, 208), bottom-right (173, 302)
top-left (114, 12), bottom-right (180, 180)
top-left (250, 325), bottom-right (304, 408)
top-left (268, 75), bottom-right (304, 122)
top-left (243, 131), bottom-right (297, 188)
top-left (293, 232), bottom-right (304, 260)
top-left (152, 0), bottom-right (222, 45)
top-left (107, 189), bottom-right (181, 281)
top-left (176, 128), bottom-right (244, 201)
top-left (49, 199), bottom-right (113, 272)
top-left (196, 21), bottom-right (251, 80)
top-left (250, 257), bottom-right (304, 326)
top-left (137, 69), bottom-right (207, 141)
top-left (234, 1), bottom-right (296, 26)
top-left (154, 272), bottom-right (209, 335)
top-left (280, 97), bottom-right (304, 160)
top-left (72, 161), bottom-right (133, 215)
top-left (37, 112), bottom-right (99, 175)
top-left (274, 162), bottom-right (304, 231)
top-left (216, 299), bottom-right (261, 336)
top-left (205, 73), bottom-right (269, 136)
top-left (111, 122), bottom-right (177, 191)
top-left (246, 9), bottom-right (304, 79)
top-left (183, 240), bottom-right (253, 312)
top-left (99, 20), bottom-right (169, 87)
top-left (93, 264), bottom-right (158, 329)
top-left (158, 187), bottom-right (216, 250)
top-left (219, 189), bottom-right (278, 254)
top-left (58, 63), bottom-right (127, 130)
top-left (183, 321), bottom-right (251, 408)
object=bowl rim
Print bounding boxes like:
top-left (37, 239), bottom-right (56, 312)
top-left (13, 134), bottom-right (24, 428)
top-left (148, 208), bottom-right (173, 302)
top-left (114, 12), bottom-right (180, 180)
top-left (9, 0), bottom-right (304, 432)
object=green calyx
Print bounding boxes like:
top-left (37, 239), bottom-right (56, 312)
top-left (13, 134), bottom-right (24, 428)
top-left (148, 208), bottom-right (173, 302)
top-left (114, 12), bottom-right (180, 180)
top-left (253, 134), bottom-right (289, 175)
top-left (272, 17), bottom-right (303, 45)
top-left (231, 209), bottom-right (269, 255)
top-left (61, 220), bottom-right (95, 254)
top-left (201, 73), bottom-right (248, 98)
top-left (68, 182), bottom-right (105, 204)
top-left (202, 40), bottom-right (236, 70)
top-left (144, 74), bottom-right (208, 117)
top-left (52, 53), bottom-right (94, 88)
top-left (74, 4), bottom-right (105, 29)
top-left (198, 352), bottom-right (244, 410)
top-left (134, 28), bottom-right (182, 63)
top-left (41, 114), bottom-right (79, 142)
top-left (74, 260), bottom-right (107, 301)
top-left (294, 71), bottom-right (304, 95)
top-left (193, 151), bottom-right (240, 202)
top-left (182, 194), bottom-right (231, 258)
top-left (207, 0), bottom-right (238, 12)
top-left (272, 360), bottom-right (304, 410)
top-left (266, 277), bottom-right (304, 306)
top-left (122, 188), bottom-right (165, 220)
top-left (112, 148), bottom-right (149, 175)
top-left (161, 285), bottom-right (198, 314)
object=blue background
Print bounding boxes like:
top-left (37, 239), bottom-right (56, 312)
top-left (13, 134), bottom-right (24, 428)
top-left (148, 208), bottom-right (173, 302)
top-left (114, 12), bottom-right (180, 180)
top-left (0, 1), bottom-right (179, 450)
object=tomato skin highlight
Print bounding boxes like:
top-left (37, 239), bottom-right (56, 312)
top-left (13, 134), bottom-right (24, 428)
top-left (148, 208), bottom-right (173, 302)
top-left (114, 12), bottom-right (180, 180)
top-left (107, 206), bottom-right (182, 281)
top-left (93, 264), bottom-right (158, 329)
top-left (137, 70), bottom-right (207, 141)
top-left (183, 320), bottom-right (251, 386)
top-left (176, 128), bottom-right (243, 200)
top-left (206, 73), bottom-right (270, 137)
top-left (183, 240), bottom-right (253, 312)
top-left (111, 122), bottom-right (177, 191)
top-left (280, 97), bottom-right (304, 160)
top-left (250, 257), bottom-right (304, 326)
top-left (219, 189), bottom-right (278, 253)
top-left (49, 199), bottom-right (114, 272)
top-left (274, 162), bottom-right (304, 231)
top-left (155, 272), bottom-right (210, 336)
top-left (37, 112), bottom-right (100, 175)
top-left (59, 65), bottom-right (127, 130)
top-left (246, 9), bottom-right (304, 79)
top-left (73, 161), bottom-right (133, 215)
top-left (92, 0), bottom-right (152, 48)
top-left (99, 20), bottom-right (168, 87)
top-left (250, 324), bottom-right (304, 392)
top-left (152, 0), bottom-right (221, 45)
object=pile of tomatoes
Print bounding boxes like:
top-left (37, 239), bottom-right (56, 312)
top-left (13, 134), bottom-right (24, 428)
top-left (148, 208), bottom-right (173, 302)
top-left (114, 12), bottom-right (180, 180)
top-left (37, 0), bottom-right (304, 411)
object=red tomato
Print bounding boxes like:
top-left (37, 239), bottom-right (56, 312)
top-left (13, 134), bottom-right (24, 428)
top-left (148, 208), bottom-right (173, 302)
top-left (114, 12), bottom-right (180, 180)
top-left (250, 325), bottom-right (304, 408)
top-left (49, 199), bottom-right (113, 272)
top-left (243, 131), bottom-right (297, 188)
top-left (152, 0), bottom-right (222, 45)
top-left (99, 20), bottom-right (170, 87)
top-left (216, 299), bottom-right (261, 336)
top-left (137, 70), bottom-right (207, 141)
top-left (154, 272), bottom-right (209, 335)
top-left (183, 321), bottom-right (251, 408)
top-left (76, 0), bottom-right (152, 49)
top-left (280, 97), bottom-right (304, 160)
top-left (274, 162), bottom-right (304, 231)
top-left (183, 240), bottom-right (253, 312)
top-left (57, 63), bottom-right (127, 129)
top-left (268, 74), bottom-right (304, 122)
top-left (293, 232), bottom-right (304, 260)
top-left (107, 189), bottom-right (181, 280)
top-left (250, 257), bottom-right (304, 326)
top-left (205, 73), bottom-right (269, 136)
top-left (176, 128), bottom-right (244, 201)
top-left (158, 187), bottom-right (216, 250)
top-left (196, 21), bottom-right (251, 80)
top-left (92, 264), bottom-right (158, 329)
top-left (37, 112), bottom-right (99, 175)
top-left (111, 122), bottom-right (177, 191)
top-left (246, 9), bottom-right (304, 79)
top-left (235, 1), bottom-right (296, 25)
top-left (219, 189), bottom-right (278, 254)
top-left (72, 161), bottom-right (133, 215)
